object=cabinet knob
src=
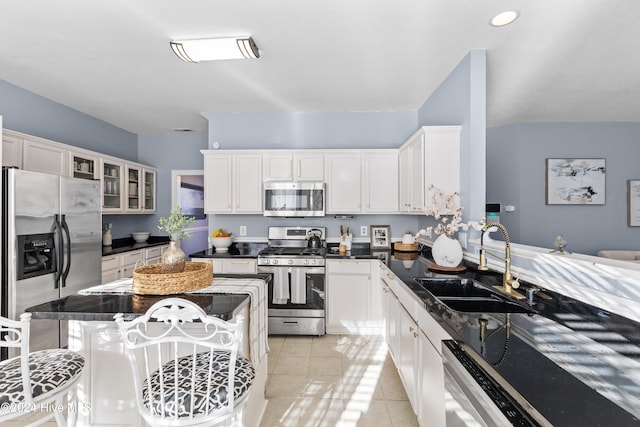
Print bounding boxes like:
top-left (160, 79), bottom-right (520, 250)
top-left (409, 326), bottom-right (414, 332)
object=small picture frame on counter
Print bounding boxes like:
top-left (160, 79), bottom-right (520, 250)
top-left (370, 225), bottom-right (391, 249)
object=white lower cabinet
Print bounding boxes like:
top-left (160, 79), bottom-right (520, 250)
top-left (101, 245), bottom-right (168, 284)
top-left (379, 262), bottom-right (450, 427)
top-left (191, 257), bottom-right (257, 274)
top-left (326, 259), bottom-right (380, 334)
top-left (398, 304), bottom-right (419, 409)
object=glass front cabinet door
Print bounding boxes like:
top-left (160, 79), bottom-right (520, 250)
top-left (102, 158), bottom-right (124, 212)
top-left (143, 168), bottom-right (156, 212)
top-left (126, 164), bottom-right (142, 212)
top-left (70, 151), bottom-right (99, 180)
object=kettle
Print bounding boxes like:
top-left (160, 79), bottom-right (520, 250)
top-left (307, 228), bottom-right (323, 249)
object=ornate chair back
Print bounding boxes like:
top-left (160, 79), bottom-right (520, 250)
top-left (114, 297), bottom-right (254, 427)
top-left (0, 313), bottom-right (85, 426)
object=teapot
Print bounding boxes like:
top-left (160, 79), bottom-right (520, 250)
top-left (306, 228), bottom-right (323, 249)
top-left (402, 231), bottom-right (416, 245)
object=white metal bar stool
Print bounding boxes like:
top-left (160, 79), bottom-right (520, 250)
top-left (114, 297), bottom-right (255, 427)
top-left (0, 313), bottom-right (85, 427)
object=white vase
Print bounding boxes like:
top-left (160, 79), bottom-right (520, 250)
top-left (431, 234), bottom-right (463, 267)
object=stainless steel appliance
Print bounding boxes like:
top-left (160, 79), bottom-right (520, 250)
top-left (258, 226), bottom-right (326, 335)
top-left (263, 181), bottom-right (325, 217)
top-left (2, 168), bottom-right (101, 359)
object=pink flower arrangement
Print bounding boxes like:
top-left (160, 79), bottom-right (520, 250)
top-left (415, 186), bottom-right (477, 239)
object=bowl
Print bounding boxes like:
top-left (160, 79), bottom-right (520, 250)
top-left (131, 232), bottom-right (150, 243)
top-left (211, 236), bottom-right (233, 253)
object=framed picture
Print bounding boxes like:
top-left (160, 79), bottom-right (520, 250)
top-left (370, 225), bottom-right (391, 249)
top-left (628, 180), bottom-right (640, 226)
top-left (546, 158), bottom-right (606, 205)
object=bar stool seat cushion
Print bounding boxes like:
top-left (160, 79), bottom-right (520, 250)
top-left (143, 350), bottom-right (255, 418)
top-left (0, 349), bottom-right (85, 403)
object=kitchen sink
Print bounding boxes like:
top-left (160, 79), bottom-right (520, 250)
top-left (414, 277), bottom-right (496, 298)
top-left (436, 297), bottom-right (534, 313)
top-left (414, 277), bottom-right (534, 313)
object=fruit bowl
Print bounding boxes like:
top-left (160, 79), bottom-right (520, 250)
top-left (131, 232), bottom-right (150, 243)
top-left (211, 236), bottom-right (233, 253)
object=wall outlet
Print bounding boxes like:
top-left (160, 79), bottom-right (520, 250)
top-left (458, 232), bottom-right (468, 249)
top-left (360, 226), bottom-right (368, 236)
top-left (239, 226), bottom-right (247, 236)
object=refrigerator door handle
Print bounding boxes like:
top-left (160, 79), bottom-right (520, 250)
top-left (61, 214), bottom-right (72, 286)
top-left (53, 214), bottom-right (64, 289)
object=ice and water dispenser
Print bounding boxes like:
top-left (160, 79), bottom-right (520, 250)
top-left (17, 233), bottom-right (56, 280)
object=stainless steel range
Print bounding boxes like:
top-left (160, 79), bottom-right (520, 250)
top-left (258, 226), bottom-right (326, 336)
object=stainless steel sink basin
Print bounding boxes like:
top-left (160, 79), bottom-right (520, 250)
top-left (414, 277), bottom-right (534, 313)
top-left (414, 277), bottom-right (496, 298)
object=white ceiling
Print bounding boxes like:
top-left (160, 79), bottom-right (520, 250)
top-left (2, 1), bottom-right (639, 135)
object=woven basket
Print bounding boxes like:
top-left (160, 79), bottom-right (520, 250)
top-left (132, 260), bottom-right (213, 295)
top-left (132, 294), bottom-right (213, 314)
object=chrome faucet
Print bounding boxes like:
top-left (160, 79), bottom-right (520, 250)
top-left (478, 222), bottom-right (525, 299)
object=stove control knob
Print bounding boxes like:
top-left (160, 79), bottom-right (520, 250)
top-left (263, 259), bottom-right (269, 265)
top-left (288, 259), bottom-right (294, 265)
top-left (273, 259), bottom-right (278, 265)
top-left (304, 259), bottom-right (309, 265)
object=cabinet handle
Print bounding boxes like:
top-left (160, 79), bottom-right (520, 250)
top-left (386, 274), bottom-right (394, 280)
top-left (413, 332), bottom-right (418, 338)
top-left (409, 326), bottom-right (414, 332)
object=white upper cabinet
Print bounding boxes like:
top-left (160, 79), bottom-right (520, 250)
top-left (424, 126), bottom-right (461, 214)
top-left (101, 157), bottom-right (124, 213)
top-left (69, 151), bottom-right (99, 180)
top-left (325, 152), bottom-right (362, 213)
top-left (263, 152), bottom-right (324, 181)
top-left (398, 130), bottom-right (425, 212)
top-left (2, 130), bottom-right (23, 168)
top-left (399, 126), bottom-right (460, 214)
top-left (234, 154), bottom-right (263, 213)
top-left (363, 151), bottom-right (398, 213)
top-left (202, 151), bottom-right (262, 214)
top-left (22, 136), bottom-right (67, 176)
top-left (125, 164), bottom-right (142, 212)
top-left (142, 168), bottom-right (156, 213)
top-left (203, 153), bottom-right (232, 213)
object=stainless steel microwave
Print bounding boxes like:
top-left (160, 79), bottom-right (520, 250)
top-left (263, 182), bottom-right (325, 217)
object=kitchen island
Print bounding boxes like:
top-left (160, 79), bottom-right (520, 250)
top-left (26, 275), bottom-right (269, 427)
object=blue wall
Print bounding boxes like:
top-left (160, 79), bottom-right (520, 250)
top-left (487, 122), bottom-right (640, 255)
top-left (416, 50), bottom-right (487, 241)
top-left (203, 111), bottom-right (418, 150)
top-left (0, 80), bottom-right (137, 160)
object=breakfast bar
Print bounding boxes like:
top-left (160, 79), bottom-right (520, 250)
top-left (26, 275), bottom-right (269, 427)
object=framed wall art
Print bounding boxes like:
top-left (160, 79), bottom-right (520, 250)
top-left (546, 158), bottom-right (606, 205)
top-left (370, 225), bottom-right (391, 249)
top-left (628, 180), bottom-right (640, 226)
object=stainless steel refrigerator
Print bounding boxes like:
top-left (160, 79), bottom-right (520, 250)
top-left (2, 168), bottom-right (101, 359)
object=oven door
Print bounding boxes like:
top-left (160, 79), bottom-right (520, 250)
top-left (258, 265), bottom-right (326, 335)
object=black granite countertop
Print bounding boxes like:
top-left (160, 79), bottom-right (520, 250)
top-left (189, 242), bottom-right (268, 259)
top-left (102, 236), bottom-right (171, 256)
top-left (25, 274), bottom-right (270, 322)
top-left (384, 252), bottom-right (640, 426)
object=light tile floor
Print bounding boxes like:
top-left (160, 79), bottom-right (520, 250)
top-left (261, 334), bottom-right (419, 427)
top-left (8, 335), bottom-right (418, 427)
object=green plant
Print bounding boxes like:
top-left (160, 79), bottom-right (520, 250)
top-left (157, 205), bottom-right (196, 241)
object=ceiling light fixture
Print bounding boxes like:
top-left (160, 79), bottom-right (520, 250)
top-left (170, 37), bottom-right (259, 62)
top-left (490, 10), bottom-right (519, 27)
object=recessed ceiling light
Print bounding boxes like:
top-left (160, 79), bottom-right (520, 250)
top-left (490, 10), bottom-right (519, 27)
top-left (170, 37), bottom-right (259, 62)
